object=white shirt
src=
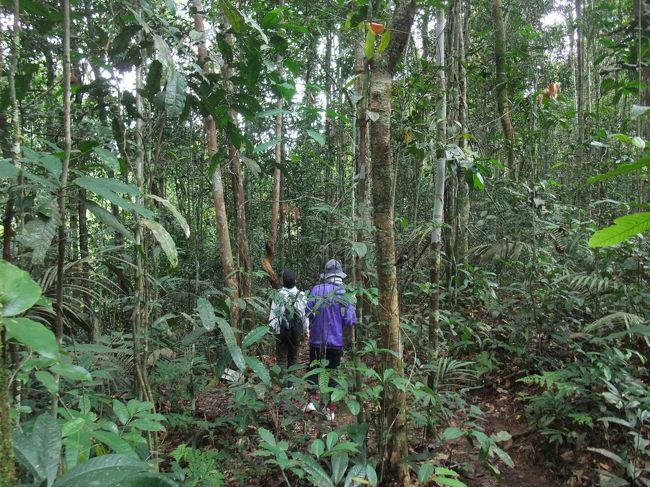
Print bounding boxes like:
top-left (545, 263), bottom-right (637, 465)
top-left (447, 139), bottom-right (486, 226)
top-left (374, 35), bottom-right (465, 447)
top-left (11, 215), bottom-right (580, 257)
top-left (268, 286), bottom-right (310, 335)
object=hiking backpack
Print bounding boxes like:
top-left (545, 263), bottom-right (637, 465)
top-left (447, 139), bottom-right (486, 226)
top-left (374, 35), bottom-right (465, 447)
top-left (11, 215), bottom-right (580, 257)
top-left (278, 295), bottom-right (303, 345)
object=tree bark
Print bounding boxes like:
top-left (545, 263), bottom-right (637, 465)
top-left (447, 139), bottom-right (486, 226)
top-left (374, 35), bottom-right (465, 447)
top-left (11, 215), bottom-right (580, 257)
top-left (193, 0), bottom-right (241, 327)
top-left (430, 7), bottom-right (446, 366)
top-left (0, 4), bottom-right (20, 482)
top-left (262, 0), bottom-right (285, 290)
top-left (221, 20), bottom-right (252, 309)
top-left (491, 0), bottom-right (516, 179)
top-left (369, 1), bottom-right (415, 483)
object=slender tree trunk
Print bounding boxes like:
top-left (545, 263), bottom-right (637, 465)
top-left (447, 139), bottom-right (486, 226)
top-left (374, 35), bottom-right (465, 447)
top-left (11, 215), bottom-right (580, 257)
top-left (78, 192), bottom-right (94, 340)
top-left (221, 21), bottom-right (253, 310)
top-left (353, 38), bottom-right (371, 320)
top-left (193, 0), bottom-right (240, 327)
top-left (491, 0), bottom-right (516, 179)
top-left (133, 50), bottom-right (152, 404)
top-left (262, 0), bottom-right (285, 290)
top-left (455, 2), bottom-right (470, 266)
top-left (575, 0), bottom-right (584, 142)
top-left (369, 2), bottom-right (415, 483)
top-left (430, 7), bottom-right (446, 365)
top-left (0, 4), bottom-right (20, 482)
top-left (51, 0), bottom-right (73, 416)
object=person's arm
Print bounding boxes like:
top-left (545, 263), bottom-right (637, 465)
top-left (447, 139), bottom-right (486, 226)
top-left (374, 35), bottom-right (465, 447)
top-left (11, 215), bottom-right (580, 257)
top-left (296, 293), bottom-right (310, 335)
top-left (343, 301), bottom-right (357, 327)
top-left (268, 300), bottom-right (280, 333)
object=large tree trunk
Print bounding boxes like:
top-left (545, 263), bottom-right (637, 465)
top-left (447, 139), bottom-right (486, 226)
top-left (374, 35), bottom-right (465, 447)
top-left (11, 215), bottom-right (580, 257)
top-left (221, 22), bottom-right (253, 319)
top-left (369, 1), bottom-right (415, 483)
top-left (193, 0), bottom-right (240, 327)
top-left (262, 0), bottom-right (285, 289)
top-left (491, 0), bottom-right (516, 179)
top-left (430, 7), bottom-right (447, 365)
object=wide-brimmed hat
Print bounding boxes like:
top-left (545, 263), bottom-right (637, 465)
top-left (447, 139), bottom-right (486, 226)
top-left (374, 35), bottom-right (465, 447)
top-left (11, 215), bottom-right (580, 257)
top-left (320, 259), bottom-right (347, 280)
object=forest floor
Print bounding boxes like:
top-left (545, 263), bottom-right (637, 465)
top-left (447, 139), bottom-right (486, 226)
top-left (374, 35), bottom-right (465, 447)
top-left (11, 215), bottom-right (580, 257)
top-left (182, 359), bottom-right (600, 487)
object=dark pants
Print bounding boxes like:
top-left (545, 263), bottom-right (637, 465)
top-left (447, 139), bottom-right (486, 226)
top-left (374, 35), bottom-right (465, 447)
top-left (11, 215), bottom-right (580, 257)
top-left (276, 338), bottom-right (301, 388)
top-left (307, 345), bottom-right (342, 388)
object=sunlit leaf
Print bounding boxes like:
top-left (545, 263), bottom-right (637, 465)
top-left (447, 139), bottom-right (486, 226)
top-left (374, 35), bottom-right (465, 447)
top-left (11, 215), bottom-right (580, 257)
top-left (589, 212), bottom-right (650, 247)
top-left (6, 318), bottom-right (59, 359)
top-left (142, 219), bottom-right (178, 267)
top-left (0, 260), bottom-right (42, 317)
top-left (307, 129), bottom-right (325, 146)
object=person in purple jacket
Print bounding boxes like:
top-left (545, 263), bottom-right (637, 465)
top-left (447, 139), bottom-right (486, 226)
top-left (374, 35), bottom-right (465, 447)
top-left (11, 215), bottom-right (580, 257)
top-left (303, 259), bottom-right (356, 421)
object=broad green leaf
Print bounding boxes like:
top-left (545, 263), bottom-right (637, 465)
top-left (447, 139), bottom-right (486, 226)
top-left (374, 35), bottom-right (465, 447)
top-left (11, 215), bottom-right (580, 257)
top-left (352, 241), bottom-right (367, 258)
top-left (6, 318), bottom-right (59, 359)
top-left (196, 298), bottom-right (216, 331)
top-left (146, 194), bottom-right (190, 238)
top-left (113, 400), bottom-right (129, 425)
top-left (163, 71), bottom-right (187, 119)
top-left (0, 159), bottom-right (20, 178)
top-left (220, 0), bottom-right (245, 33)
top-left (418, 463), bottom-right (435, 483)
top-left (331, 452), bottom-right (349, 484)
top-left (50, 363), bottom-right (92, 382)
top-left (326, 431), bottom-right (339, 450)
top-left (245, 355), bottom-right (270, 385)
top-left (295, 453), bottom-right (335, 487)
top-left (366, 464), bottom-right (378, 486)
top-left (215, 315), bottom-right (246, 370)
top-left (130, 418), bottom-right (166, 432)
top-left (61, 418), bottom-right (86, 437)
top-left (492, 445), bottom-right (514, 468)
top-left (0, 260), bottom-right (42, 317)
top-left (93, 431), bottom-right (137, 457)
top-left (378, 30), bottom-right (391, 53)
top-left (35, 370), bottom-right (59, 395)
top-left (93, 148), bottom-right (120, 172)
top-left (17, 211), bottom-right (60, 265)
top-left (142, 218), bottom-right (178, 267)
top-left (364, 29), bottom-right (376, 60)
top-left (13, 430), bottom-right (43, 481)
top-left (442, 427), bottom-right (465, 441)
top-left (589, 212), bottom-right (650, 247)
top-left (33, 413), bottom-right (62, 487)
top-left (86, 201), bottom-right (134, 241)
top-left (587, 153), bottom-right (650, 184)
top-left (242, 326), bottom-right (269, 349)
top-left (431, 476), bottom-right (467, 487)
top-left (310, 439), bottom-right (325, 458)
top-left (307, 129), bottom-right (325, 146)
top-left (258, 427), bottom-right (276, 446)
top-left (52, 455), bottom-right (153, 487)
top-left (253, 138), bottom-right (281, 154)
top-left (346, 399), bottom-right (360, 416)
top-left (73, 177), bottom-right (153, 219)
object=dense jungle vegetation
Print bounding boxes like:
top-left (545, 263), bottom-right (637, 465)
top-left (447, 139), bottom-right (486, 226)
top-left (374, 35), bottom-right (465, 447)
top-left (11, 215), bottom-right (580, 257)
top-left (0, 0), bottom-right (649, 485)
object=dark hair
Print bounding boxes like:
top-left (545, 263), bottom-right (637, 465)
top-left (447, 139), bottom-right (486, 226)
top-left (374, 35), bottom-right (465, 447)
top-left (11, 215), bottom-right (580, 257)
top-left (281, 269), bottom-right (296, 288)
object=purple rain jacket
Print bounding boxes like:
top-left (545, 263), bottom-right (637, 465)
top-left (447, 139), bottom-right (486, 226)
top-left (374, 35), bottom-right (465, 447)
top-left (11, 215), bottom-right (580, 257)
top-left (306, 282), bottom-right (357, 350)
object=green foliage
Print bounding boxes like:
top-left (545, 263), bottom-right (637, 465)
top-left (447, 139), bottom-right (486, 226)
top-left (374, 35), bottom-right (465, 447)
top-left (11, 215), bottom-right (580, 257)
top-left (0, 260), bottom-right (42, 317)
top-left (589, 212), bottom-right (650, 247)
top-left (170, 444), bottom-right (225, 486)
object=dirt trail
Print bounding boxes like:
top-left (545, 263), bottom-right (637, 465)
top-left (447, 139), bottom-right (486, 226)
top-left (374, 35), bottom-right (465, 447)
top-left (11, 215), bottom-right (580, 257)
top-left (457, 385), bottom-right (562, 487)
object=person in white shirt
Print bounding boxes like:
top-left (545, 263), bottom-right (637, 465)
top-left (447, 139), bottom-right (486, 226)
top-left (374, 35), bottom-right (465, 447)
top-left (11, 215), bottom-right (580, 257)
top-left (268, 269), bottom-right (309, 388)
